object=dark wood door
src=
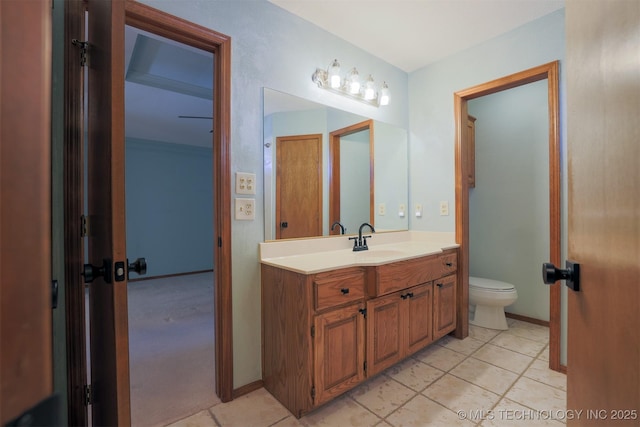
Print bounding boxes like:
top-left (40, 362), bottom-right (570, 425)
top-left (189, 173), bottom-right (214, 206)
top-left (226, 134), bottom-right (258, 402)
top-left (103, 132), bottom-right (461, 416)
top-left (86, 0), bottom-right (131, 425)
top-left (0, 0), bottom-right (54, 423)
top-left (276, 134), bottom-right (323, 239)
top-left (566, 1), bottom-right (639, 425)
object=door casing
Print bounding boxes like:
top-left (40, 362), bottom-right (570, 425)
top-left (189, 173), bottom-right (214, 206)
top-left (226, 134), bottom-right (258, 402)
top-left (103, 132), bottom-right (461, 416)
top-left (453, 61), bottom-right (562, 370)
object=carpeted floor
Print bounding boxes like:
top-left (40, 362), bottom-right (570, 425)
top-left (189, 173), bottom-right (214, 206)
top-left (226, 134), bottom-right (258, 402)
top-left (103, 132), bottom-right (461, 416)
top-left (127, 272), bottom-right (219, 427)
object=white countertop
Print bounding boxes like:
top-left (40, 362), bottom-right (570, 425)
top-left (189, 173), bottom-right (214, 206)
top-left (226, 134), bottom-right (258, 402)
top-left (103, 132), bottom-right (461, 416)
top-left (259, 231), bottom-right (459, 274)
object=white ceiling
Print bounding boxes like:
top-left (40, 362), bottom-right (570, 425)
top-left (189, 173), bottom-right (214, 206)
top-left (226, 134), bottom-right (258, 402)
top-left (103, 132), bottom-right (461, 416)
top-left (268, 0), bottom-right (564, 72)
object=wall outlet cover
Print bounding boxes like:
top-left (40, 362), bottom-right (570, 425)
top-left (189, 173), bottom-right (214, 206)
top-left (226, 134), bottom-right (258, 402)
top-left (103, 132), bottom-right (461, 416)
top-left (235, 198), bottom-right (255, 220)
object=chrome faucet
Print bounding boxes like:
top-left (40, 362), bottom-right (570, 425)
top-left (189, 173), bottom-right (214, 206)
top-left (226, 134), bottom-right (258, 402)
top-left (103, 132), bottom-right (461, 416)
top-left (349, 222), bottom-right (375, 251)
top-left (331, 221), bottom-right (346, 235)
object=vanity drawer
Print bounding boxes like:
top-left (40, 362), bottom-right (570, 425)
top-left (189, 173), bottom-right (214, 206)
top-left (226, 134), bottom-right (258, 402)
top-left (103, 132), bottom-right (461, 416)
top-left (314, 267), bottom-right (366, 312)
top-left (439, 251), bottom-right (457, 277)
top-left (371, 255), bottom-right (441, 296)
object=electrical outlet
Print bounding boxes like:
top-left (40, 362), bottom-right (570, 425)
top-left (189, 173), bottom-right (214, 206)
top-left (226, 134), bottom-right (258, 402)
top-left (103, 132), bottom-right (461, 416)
top-left (378, 203), bottom-right (386, 216)
top-left (235, 198), bottom-right (255, 220)
top-left (415, 204), bottom-right (423, 218)
top-left (235, 172), bottom-right (256, 195)
top-left (439, 201), bottom-right (449, 216)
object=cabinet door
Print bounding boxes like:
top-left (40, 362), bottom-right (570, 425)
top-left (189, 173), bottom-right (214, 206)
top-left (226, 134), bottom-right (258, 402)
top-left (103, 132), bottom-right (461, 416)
top-left (405, 282), bottom-right (433, 355)
top-left (366, 293), bottom-right (403, 376)
top-left (434, 274), bottom-right (457, 340)
top-left (314, 303), bottom-right (365, 406)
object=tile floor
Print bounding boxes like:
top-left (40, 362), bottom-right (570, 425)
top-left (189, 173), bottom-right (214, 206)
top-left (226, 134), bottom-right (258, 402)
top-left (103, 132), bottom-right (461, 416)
top-left (166, 319), bottom-right (566, 427)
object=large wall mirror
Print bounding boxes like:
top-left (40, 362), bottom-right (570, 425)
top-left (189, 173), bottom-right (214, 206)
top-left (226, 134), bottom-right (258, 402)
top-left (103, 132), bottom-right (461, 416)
top-left (263, 88), bottom-right (409, 240)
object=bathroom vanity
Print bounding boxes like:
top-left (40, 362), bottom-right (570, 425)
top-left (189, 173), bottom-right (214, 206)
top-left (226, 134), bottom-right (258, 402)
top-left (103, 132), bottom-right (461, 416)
top-left (260, 232), bottom-right (461, 418)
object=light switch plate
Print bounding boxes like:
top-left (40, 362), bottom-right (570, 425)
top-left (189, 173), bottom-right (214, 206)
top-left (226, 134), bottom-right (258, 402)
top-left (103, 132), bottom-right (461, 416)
top-left (378, 203), bottom-right (386, 216)
top-left (415, 204), bottom-right (423, 218)
top-left (235, 198), bottom-right (255, 220)
top-left (235, 172), bottom-right (256, 195)
top-left (439, 201), bottom-right (449, 216)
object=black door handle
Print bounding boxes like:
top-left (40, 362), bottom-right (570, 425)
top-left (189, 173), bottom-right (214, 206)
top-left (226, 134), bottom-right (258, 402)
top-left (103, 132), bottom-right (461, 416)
top-left (82, 259), bottom-right (112, 283)
top-left (542, 260), bottom-right (580, 291)
top-left (127, 257), bottom-right (147, 278)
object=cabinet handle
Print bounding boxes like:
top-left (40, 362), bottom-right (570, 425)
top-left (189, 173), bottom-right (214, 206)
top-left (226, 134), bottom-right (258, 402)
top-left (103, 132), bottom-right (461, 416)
top-left (445, 262), bottom-right (453, 267)
top-left (341, 288), bottom-right (350, 294)
top-left (401, 292), bottom-right (414, 299)
top-left (437, 283), bottom-right (443, 288)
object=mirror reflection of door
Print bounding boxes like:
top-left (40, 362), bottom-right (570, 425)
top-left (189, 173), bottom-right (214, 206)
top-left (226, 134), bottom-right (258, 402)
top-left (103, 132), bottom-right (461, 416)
top-left (329, 120), bottom-right (374, 235)
top-left (275, 134), bottom-right (323, 239)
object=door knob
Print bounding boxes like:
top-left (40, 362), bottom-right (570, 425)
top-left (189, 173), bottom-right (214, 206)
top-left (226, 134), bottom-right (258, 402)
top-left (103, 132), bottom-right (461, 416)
top-left (127, 257), bottom-right (147, 278)
top-left (542, 260), bottom-right (580, 291)
top-left (82, 259), bottom-right (112, 283)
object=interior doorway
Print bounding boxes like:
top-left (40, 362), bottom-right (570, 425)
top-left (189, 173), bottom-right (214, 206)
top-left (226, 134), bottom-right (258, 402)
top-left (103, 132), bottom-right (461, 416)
top-left (64, 2), bottom-right (233, 425)
top-left (454, 61), bottom-right (562, 371)
top-left (123, 24), bottom-right (217, 426)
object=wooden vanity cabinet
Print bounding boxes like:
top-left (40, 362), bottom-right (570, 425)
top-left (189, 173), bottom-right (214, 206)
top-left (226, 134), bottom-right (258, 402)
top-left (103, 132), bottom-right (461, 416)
top-left (261, 248), bottom-right (459, 418)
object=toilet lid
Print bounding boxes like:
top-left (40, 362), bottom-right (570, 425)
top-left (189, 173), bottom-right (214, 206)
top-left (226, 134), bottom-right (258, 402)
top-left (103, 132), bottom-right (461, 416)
top-left (469, 276), bottom-right (515, 291)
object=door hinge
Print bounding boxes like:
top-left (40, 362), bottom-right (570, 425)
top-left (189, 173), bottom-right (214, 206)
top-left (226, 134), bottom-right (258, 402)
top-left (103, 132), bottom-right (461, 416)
top-left (84, 384), bottom-right (92, 406)
top-left (364, 361), bottom-right (367, 373)
top-left (80, 214), bottom-right (89, 237)
top-left (218, 236), bottom-right (222, 247)
top-left (311, 325), bottom-right (315, 338)
top-left (72, 39), bottom-right (89, 67)
top-left (311, 386), bottom-right (315, 400)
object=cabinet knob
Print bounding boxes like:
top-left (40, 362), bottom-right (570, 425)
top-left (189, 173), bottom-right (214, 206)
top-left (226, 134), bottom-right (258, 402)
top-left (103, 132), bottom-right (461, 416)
top-left (341, 288), bottom-right (350, 294)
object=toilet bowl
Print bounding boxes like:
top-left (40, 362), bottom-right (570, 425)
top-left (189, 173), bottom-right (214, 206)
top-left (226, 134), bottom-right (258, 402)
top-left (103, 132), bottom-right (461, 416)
top-left (469, 276), bottom-right (518, 330)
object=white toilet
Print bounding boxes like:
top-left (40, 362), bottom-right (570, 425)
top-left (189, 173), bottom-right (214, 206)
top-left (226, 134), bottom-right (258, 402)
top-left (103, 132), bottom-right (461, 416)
top-left (469, 276), bottom-right (518, 330)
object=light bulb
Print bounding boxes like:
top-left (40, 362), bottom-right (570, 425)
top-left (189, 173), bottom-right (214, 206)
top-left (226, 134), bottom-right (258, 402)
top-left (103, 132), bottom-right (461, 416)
top-left (379, 82), bottom-right (390, 106)
top-left (347, 68), bottom-right (360, 94)
top-left (328, 59), bottom-right (341, 89)
top-left (364, 75), bottom-right (375, 100)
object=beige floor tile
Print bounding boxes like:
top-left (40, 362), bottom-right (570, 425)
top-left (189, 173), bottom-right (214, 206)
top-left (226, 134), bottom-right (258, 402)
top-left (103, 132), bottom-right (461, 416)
top-left (164, 409), bottom-right (216, 427)
top-left (480, 398), bottom-right (565, 427)
top-left (490, 333), bottom-right (547, 357)
top-left (523, 359), bottom-right (567, 391)
top-left (472, 343), bottom-right (534, 374)
top-left (438, 335), bottom-right (485, 356)
top-left (504, 320), bottom-right (550, 343)
top-left (384, 358), bottom-right (444, 392)
top-left (299, 396), bottom-right (380, 427)
top-left (349, 374), bottom-right (416, 418)
top-left (209, 388), bottom-right (292, 427)
top-left (537, 345), bottom-right (550, 362)
top-left (272, 415), bottom-right (304, 427)
top-left (413, 344), bottom-right (467, 371)
top-left (450, 358), bottom-right (519, 395)
top-left (469, 325), bottom-right (502, 342)
top-left (422, 374), bottom-right (500, 414)
top-left (375, 421), bottom-right (393, 427)
top-left (386, 395), bottom-right (474, 427)
top-left (505, 377), bottom-right (566, 413)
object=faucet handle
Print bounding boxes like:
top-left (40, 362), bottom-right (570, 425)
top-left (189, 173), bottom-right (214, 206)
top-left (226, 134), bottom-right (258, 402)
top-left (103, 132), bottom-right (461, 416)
top-left (362, 235), bottom-right (372, 248)
top-left (348, 236), bottom-right (359, 248)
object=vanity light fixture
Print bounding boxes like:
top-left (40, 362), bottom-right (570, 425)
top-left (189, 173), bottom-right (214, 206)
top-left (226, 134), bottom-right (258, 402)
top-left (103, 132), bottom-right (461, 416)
top-left (311, 59), bottom-right (390, 107)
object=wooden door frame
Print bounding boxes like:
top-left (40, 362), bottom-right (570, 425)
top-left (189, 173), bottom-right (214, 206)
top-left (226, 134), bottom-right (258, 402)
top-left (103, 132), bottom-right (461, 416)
top-left (329, 119), bottom-right (375, 233)
top-left (454, 61), bottom-right (562, 371)
top-left (64, 1), bottom-right (233, 422)
top-left (125, 1), bottom-right (234, 403)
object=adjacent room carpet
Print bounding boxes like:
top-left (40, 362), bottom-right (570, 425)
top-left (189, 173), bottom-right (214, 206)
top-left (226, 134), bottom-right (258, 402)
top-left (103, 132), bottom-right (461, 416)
top-left (127, 271), bottom-right (218, 427)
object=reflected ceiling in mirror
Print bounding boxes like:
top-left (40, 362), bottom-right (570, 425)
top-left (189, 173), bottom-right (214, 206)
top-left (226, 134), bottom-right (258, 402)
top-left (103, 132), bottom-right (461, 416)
top-left (263, 88), bottom-right (408, 241)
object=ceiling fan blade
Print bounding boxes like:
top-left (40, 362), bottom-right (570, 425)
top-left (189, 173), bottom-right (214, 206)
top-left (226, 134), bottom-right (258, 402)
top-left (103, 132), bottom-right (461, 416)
top-left (178, 115), bottom-right (213, 119)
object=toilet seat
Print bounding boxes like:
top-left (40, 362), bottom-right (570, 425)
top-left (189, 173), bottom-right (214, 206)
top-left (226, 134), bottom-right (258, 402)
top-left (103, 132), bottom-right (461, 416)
top-left (469, 276), bottom-right (515, 292)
